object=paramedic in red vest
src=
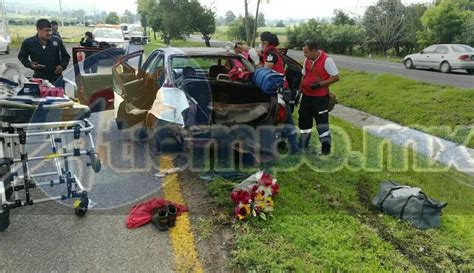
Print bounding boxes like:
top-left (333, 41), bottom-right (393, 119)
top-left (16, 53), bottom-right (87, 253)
top-left (260, 31), bottom-right (299, 154)
top-left (298, 40), bottom-right (340, 155)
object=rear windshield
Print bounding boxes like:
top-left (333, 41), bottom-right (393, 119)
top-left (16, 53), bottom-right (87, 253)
top-left (451, 45), bottom-right (474, 53)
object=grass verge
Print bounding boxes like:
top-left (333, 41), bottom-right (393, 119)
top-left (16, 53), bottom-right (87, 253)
top-left (330, 69), bottom-right (474, 148)
top-left (208, 116), bottom-right (474, 271)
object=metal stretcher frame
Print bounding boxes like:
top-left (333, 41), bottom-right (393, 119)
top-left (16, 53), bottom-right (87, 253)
top-left (0, 118), bottom-right (101, 232)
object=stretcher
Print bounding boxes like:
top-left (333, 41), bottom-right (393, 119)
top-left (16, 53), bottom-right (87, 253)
top-left (0, 80), bottom-right (101, 232)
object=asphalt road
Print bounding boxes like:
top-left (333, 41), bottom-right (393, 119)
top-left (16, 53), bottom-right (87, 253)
top-left (287, 50), bottom-right (474, 89)
top-left (0, 44), bottom-right (182, 271)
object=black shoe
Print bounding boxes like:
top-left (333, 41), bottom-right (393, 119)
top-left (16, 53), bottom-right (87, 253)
top-left (167, 204), bottom-right (178, 227)
top-left (152, 209), bottom-right (169, 231)
top-left (321, 143), bottom-right (331, 155)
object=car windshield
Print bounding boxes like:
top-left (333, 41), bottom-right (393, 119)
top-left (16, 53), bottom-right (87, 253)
top-left (93, 29), bottom-right (123, 39)
top-left (133, 26), bottom-right (144, 32)
top-left (451, 45), bottom-right (474, 53)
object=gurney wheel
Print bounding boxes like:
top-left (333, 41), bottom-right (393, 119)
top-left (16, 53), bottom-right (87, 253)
top-left (0, 205), bottom-right (10, 232)
top-left (90, 153), bottom-right (101, 173)
top-left (74, 207), bottom-right (87, 218)
top-left (5, 186), bottom-right (13, 200)
top-left (73, 197), bottom-right (89, 218)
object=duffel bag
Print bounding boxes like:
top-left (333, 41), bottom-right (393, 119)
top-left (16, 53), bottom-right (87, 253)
top-left (251, 67), bottom-right (285, 94)
top-left (372, 181), bottom-right (447, 229)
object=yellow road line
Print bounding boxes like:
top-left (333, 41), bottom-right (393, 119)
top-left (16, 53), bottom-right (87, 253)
top-left (161, 155), bottom-right (204, 273)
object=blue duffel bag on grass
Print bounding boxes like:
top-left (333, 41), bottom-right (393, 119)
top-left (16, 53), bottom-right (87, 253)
top-left (251, 67), bottom-right (285, 94)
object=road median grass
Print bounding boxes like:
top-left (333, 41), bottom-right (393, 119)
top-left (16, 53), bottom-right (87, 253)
top-left (208, 117), bottom-right (474, 271)
top-left (331, 69), bottom-right (474, 148)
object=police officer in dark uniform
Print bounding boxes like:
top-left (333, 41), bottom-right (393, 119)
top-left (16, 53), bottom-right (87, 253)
top-left (80, 31), bottom-right (99, 74)
top-left (18, 19), bottom-right (70, 87)
top-left (51, 20), bottom-right (62, 40)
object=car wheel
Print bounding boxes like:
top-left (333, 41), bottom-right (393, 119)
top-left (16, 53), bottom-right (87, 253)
top-left (440, 61), bottom-right (451, 73)
top-left (467, 69), bottom-right (474, 75)
top-left (5, 46), bottom-right (9, 55)
top-left (146, 114), bottom-right (183, 154)
top-left (404, 59), bottom-right (414, 69)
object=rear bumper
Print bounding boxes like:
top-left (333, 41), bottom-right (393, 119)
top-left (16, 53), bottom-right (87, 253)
top-left (151, 121), bottom-right (285, 157)
top-left (450, 61), bottom-right (474, 70)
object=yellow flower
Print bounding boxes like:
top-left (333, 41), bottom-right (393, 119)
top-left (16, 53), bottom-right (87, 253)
top-left (265, 198), bottom-right (274, 208)
top-left (255, 192), bottom-right (265, 201)
top-left (236, 204), bottom-right (251, 220)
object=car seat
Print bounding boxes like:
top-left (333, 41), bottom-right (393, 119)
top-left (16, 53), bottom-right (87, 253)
top-left (208, 65), bottom-right (226, 79)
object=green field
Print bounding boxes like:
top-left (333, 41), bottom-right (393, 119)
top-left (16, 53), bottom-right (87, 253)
top-left (8, 25), bottom-right (92, 47)
top-left (331, 70), bottom-right (474, 148)
top-left (209, 116), bottom-right (474, 271)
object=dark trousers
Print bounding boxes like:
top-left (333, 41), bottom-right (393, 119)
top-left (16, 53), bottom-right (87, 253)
top-left (298, 94), bottom-right (331, 145)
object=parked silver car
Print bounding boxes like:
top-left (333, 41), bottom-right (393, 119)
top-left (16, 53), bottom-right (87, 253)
top-left (403, 44), bottom-right (474, 74)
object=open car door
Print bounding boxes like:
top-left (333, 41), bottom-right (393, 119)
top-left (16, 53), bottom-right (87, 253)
top-left (72, 47), bottom-right (128, 112)
top-left (112, 50), bottom-right (145, 99)
top-left (279, 48), bottom-right (303, 91)
top-left (112, 50), bottom-right (159, 129)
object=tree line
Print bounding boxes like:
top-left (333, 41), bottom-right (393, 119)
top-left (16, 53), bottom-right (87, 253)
top-left (287, 0), bottom-right (473, 56)
top-left (7, 9), bottom-right (139, 27)
top-left (137, 0), bottom-right (216, 46)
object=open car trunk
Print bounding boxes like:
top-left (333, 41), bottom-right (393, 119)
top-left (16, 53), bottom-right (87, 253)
top-left (181, 78), bottom-right (275, 126)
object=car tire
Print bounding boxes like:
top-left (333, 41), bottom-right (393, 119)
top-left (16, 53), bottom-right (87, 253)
top-left (5, 46), bottom-right (9, 55)
top-left (467, 69), bottom-right (474, 75)
top-left (145, 114), bottom-right (183, 154)
top-left (404, 59), bottom-right (414, 69)
top-left (440, 61), bottom-right (451, 73)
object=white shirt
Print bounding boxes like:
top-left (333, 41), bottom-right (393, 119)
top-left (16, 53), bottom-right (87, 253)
top-left (301, 53), bottom-right (339, 77)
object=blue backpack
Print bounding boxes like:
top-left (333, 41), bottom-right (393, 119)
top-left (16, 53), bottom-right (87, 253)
top-left (251, 68), bottom-right (285, 94)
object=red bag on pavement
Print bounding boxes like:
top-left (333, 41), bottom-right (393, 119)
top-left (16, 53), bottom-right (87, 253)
top-left (126, 198), bottom-right (188, 229)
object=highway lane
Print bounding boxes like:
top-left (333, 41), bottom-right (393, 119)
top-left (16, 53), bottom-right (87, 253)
top-left (288, 50), bottom-right (473, 89)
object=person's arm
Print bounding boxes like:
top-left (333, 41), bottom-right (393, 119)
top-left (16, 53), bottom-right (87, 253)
top-left (264, 51), bottom-right (278, 69)
top-left (80, 37), bottom-right (86, 46)
top-left (310, 58), bottom-right (340, 89)
top-left (59, 41), bottom-right (71, 70)
top-left (18, 40), bottom-right (32, 69)
top-left (236, 44), bottom-right (263, 57)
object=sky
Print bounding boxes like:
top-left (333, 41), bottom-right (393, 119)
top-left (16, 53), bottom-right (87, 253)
top-left (200, 0), bottom-right (433, 20)
top-left (11, 0), bottom-right (434, 20)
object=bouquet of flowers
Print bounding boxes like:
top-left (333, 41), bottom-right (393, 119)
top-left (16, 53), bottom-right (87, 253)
top-left (230, 171), bottom-right (279, 221)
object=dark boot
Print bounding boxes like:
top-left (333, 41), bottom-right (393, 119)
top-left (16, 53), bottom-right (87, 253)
top-left (152, 209), bottom-right (169, 231)
top-left (321, 142), bottom-right (331, 156)
top-left (167, 204), bottom-right (178, 227)
top-left (299, 133), bottom-right (311, 152)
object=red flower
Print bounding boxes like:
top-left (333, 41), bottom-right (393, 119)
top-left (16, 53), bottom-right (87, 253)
top-left (231, 189), bottom-right (251, 204)
top-left (259, 173), bottom-right (273, 187)
top-left (271, 183), bottom-right (280, 196)
top-left (230, 191), bottom-right (240, 203)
